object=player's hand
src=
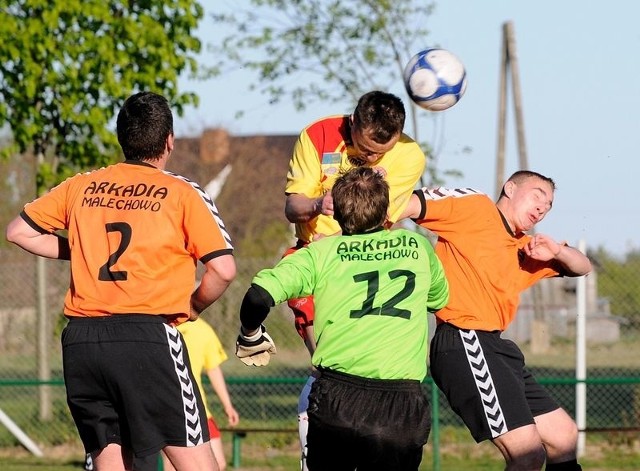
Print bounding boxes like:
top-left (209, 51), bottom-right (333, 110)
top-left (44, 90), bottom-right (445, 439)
top-left (236, 325), bottom-right (277, 366)
top-left (523, 233), bottom-right (561, 261)
top-left (372, 165), bottom-right (387, 177)
top-left (225, 405), bottom-right (240, 427)
top-left (188, 305), bottom-right (200, 322)
top-left (316, 191), bottom-right (333, 217)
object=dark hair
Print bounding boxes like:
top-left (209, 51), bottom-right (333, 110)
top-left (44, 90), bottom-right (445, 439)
top-left (116, 91), bottom-right (174, 161)
top-left (352, 91), bottom-right (405, 144)
top-left (499, 170), bottom-right (556, 198)
top-left (332, 167), bottom-right (389, 235)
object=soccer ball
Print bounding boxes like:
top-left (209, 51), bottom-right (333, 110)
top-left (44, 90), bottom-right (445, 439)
top-left (403, 48), bottom-right (467, 111)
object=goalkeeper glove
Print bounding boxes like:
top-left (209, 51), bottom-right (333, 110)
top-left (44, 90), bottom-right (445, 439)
top-left (236, 325), bottom-right (277, 366)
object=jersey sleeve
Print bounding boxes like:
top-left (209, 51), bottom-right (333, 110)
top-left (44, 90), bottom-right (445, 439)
top-left (385, 139), bottom-right (426, 223)
top-left (182, 182), bottom-right (234, 263)
top-left (415, 187), bottom-right (487, 235)
top-left (285, 129), bottom-right (324, 198)
top-left (252, 246), bottom-right (318, 304)
top-left (22, 175), bottom-right (77, 233)
top-left (425, 240), bottom-right (449, 312)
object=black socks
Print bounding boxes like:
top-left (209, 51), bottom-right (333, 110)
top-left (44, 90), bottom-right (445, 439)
top-left (546, 459), bottom-right (582, 471)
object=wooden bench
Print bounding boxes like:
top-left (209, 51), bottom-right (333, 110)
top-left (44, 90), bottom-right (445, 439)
top-left (220, 427), bottom-right (298, 469)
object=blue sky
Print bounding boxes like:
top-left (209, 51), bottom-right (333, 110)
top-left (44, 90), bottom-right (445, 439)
top-left (175, 1), bottom-right (640, 257)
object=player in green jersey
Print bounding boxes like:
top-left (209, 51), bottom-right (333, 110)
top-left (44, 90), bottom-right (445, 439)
top-left (235, 166), bottom-right (449, 470)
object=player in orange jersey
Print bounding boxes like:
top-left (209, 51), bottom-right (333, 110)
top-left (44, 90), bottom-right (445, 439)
top-left (402, 170), bottom-right (591, 471)
top-left (6, 92), bottom-right (236, 471)
top-left (283, 91), bottom-right (426, 470)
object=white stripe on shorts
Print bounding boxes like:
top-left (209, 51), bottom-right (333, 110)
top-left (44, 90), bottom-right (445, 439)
top-left (459, 329), bottom-right (508, 438)
top-left (164, 324), bottom-right (205, 446)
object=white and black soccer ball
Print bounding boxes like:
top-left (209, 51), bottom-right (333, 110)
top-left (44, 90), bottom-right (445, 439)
top-left (403, 48), bottom-right (467, 112)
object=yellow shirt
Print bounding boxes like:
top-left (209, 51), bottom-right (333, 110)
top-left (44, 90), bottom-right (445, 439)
top-left (286, 115), bottom-right (426, 243)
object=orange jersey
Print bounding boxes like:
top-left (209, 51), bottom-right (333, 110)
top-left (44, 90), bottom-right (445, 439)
top-left (286, 115), bottom-right (425, 243)
top-left (21, 161), bottom-right (233, 323)
top-left (414, 187), bottom-right (562, 331)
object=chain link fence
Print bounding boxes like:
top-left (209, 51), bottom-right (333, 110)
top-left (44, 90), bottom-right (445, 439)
top-left (0, 244), bottom-right (638, 458)
top-left (1, 150), bottom-right (639, 458)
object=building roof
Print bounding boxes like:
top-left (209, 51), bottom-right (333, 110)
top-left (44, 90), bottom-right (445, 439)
top-left (170, 129), bottom-right (297, 256)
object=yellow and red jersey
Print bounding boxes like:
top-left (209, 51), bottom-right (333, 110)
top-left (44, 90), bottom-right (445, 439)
top-left (414, 187), bottom-right (562, 331)
top-left (21, 160), bottom-right (233, 324)
top-left (286, 115), bottom-right (426, 243)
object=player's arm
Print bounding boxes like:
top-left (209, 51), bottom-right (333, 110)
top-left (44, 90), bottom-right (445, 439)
top-left (554, 243), bottom-right (592, 276)
top-left (426, 248), bottom-right (450, 312)
top-left (285, 192), bottom-right (332, 223)
top-left (190, 254), bottom-right (236, 320)
top-left (6, 213), bottom-right (70, 260)
top-left (184, 180), bottom-right (236, 319)
top-left (399, 191), bottom-right (426, 221)
top-left (524, 234), bottom-right (592, 277)
top-left (237, 251), bottom-right (317, 365)
top-left (385, 142), bottom-right (426, 223)
top-left (207, 366), bottom-right (239, 426)
top-left (285, 129), bottom-right (328, 223)
top-left (239, 283), bottom-right (274, 334)
top-left (235, 283), bottom-right (278, 366)
top-left (302, 325), bottom-right (317, 355)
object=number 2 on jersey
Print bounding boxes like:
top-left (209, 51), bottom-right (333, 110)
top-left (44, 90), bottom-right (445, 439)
top-left (98, 222), bottom-right (131, 281)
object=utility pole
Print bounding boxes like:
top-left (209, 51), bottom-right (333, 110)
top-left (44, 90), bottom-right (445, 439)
top-left (35, 152), bottom-right (52, 421)
top-left (496, 20), bottom-right (549, 353)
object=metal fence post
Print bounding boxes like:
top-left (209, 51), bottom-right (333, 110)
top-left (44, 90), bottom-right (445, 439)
top-left (231, 431), bottom-right (246, 468)
top-left (431, 380), bottom-right (440, 471)
top-left (576, 239), bottom-right (587, 456)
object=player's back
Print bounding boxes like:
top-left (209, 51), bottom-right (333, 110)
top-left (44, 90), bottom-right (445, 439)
top-left (309, 228), bottom-right (447, 380)
top-left (254, 227), bottom-right (448, 380)
top-left (23, 161), bottom-right (230, 321)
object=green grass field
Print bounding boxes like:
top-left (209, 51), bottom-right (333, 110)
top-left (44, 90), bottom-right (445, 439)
top-left (0, 334), bottom-right (638, 469)
top-left (0, 429), bottom-right (638, 471)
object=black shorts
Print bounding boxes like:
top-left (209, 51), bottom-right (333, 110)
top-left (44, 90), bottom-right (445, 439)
top-left (307, 368), bottom-right (430, 471)
top-left (429, 322), bottom-right (560, 443)
top-left (62, 315), bottom-right (209, 457)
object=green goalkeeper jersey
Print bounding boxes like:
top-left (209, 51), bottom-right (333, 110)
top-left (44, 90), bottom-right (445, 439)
top-left (253, 228), bottom-right (449, 381)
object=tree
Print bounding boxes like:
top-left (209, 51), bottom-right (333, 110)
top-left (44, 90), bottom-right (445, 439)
top-left (209, 0), bottom-right (462, 184)
top-left (0, 0), bottom-right (204, 192)
top-left (592, 247), bottom-right (640, 327)
top-left (0, 0), bottom-right (205, 426)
